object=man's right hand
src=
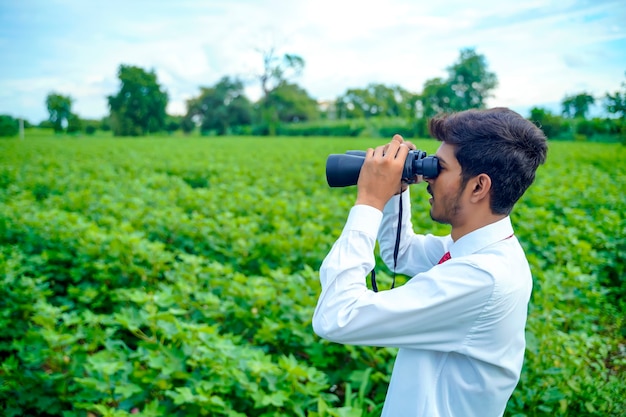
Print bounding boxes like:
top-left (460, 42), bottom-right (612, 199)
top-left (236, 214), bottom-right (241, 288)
top-left (394, 139), bottom-right (423, 194)
top-left (355, 134), bottom-right (410, 211)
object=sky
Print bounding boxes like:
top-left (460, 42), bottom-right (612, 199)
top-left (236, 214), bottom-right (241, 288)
top-left (1, 0), bottom-right (625, 124)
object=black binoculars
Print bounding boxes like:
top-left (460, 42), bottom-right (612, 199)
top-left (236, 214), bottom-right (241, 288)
top-left (326, 150), bottom-right (440, 187)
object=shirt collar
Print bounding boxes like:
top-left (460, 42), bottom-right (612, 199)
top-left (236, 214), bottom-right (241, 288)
top-left (448, 216), bottom-right (514, 259)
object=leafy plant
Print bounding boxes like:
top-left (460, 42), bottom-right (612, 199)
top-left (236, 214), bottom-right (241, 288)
top-left (0, 135), bottom-right (624, 416)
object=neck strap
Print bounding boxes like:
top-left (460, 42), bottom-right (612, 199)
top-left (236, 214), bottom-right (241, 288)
top-left (371, 188), bottom-right (402, 292)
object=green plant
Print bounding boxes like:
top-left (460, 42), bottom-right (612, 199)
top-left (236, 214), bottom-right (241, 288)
top-left (0, 135), bottom-right (624, 416)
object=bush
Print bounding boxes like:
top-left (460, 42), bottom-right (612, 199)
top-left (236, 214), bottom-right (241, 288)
top-left (0, 115), bottom-right (19, 137)
top-left (277, 117), bottom-right (420, 138)
top-left (529, 107), bottom-right (569, 139)
top-left (277, 119), bottom-right (366, 137)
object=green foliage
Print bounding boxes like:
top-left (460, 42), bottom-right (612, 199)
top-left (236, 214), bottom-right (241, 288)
top-left (82, 119), bottom-right (101, 135)
top-left (277, 119), bottom-right (366, 137)
top-left (604, 72), bottom-right (626, 119)
top-left (0, 114), bottom-right (19, 137)
top-left (256, 49), bottom-right (306, 136)
top-left (277, 117), bottom-right (419, 138)
top-left (330, 49), bottom-right (498, 123)
top-left (45, 92), bottom-right (75, 133)
top-left (186, 77), bottom-right (253, 136)
top-left (0, 136), bottom-right (624, 416)
top-left (419, 77), bottom-right (453, 118)
top-left (562, 93), bottom-right (595, 119)
top-left (508, 142), bottom-right (626, 416)
top-left (528, 107), bottom-right (623, 142)
top-left (529, 107), bottom-right (569, 139)
top-left (28, 49), bottom-right (623, 141)
top-left (100, 116), bottom-right (112, 132)
top-left (419, 48), bottom-right (497, 116)
top-left (107, 65), bottom-right (169, 136)
top-left (335, 84), bottom-right (415, 119)
top-left (164, 115), bottom-right (183, 135)
top-left (446, 48), bottom-right (498, 110)
top-left (67, 113), bottom-right (83, 134)
top-left (265, 82), bottom-right (319, 123)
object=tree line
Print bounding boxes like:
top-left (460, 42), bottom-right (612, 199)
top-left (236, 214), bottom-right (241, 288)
top-left (1, 47), bottom-right (625, 141)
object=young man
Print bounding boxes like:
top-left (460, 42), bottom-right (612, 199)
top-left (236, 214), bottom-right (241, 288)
top-left (312, 108), bottom-right (548, 417)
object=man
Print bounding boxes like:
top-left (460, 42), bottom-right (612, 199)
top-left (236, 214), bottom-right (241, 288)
top-left (312, 108), bottom-right (548, 417)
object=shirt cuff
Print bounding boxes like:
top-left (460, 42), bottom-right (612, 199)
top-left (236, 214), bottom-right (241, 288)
top-left (343, 204), bottom-right (384, 238)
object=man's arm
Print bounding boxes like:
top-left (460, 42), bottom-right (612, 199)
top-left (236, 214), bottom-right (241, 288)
top-left (312, 204), bottom-right (493, 349)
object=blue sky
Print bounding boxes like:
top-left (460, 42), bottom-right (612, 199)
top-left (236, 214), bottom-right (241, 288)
top-left (1, 0), bottom-right (625, 123)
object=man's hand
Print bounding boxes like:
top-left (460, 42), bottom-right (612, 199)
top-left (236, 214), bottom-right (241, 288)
top-left (355, 134), bottom-right (410, 211)
top-left (395, 139), bottom-right (423, 194)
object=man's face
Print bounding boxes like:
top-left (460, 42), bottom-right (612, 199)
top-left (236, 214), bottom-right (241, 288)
top-left (425, 142), bottom-right (466, 225)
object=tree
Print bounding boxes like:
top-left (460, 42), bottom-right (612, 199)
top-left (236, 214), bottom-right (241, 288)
top-left (605, 73), bottom-right (626, 144)
top-left (107, 65), bottom-right (168, 136)
top-left (446, 48), bottom-right (498, 110)
top-left (605, 73), bottom-right (626, 119)
top-left (164, 115), bottom-right (183, 134)
top-left (335, 88), bottom-right (368, 119)
top-left (261, 81), bottom-right (318, 123)
top-left (0, 115), bottom-right (19, 137)
top-left (335, 83), bottom-right (415, 119)
top-left (561, 92), bottom-right (595, 118)
top-left (180, 116), bottom-right (195, 134)
top-left (256, 48), bottom-right (305, 135)
top-left (529, 107), bottom-right (567, 139)
top-left (82, 119), bottom-right (100, 135)
top-left (186, 76), bottom-right (252, 135)
top-left (419, 77), bottom-right (454, 118)
top-left (100, 116), bottom-right (112, 132)
top-left (66, 113), bottom-right (83, 134)
top-left (45, 93), bottom-right (73, 133)
top-left (418, 48), bottom-right (497, 117)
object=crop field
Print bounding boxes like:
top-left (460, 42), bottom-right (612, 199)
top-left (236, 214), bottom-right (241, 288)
top-left (1, 132), bottom-right (625, 416)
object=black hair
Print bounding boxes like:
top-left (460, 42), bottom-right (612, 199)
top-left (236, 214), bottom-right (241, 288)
top-left (429, 107), bottom-right (548, 215)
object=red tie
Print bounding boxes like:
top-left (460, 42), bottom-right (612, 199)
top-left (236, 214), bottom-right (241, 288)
top-left (438, 251), bottom-right (451, 264)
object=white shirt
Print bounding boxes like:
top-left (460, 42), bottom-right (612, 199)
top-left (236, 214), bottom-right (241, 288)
top-left (312, 190), bottom-right (532, 417)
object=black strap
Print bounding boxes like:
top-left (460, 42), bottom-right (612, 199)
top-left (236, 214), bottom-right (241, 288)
top-left (371, 269), bottom-right (378, 292)
top-left (371, 187), bottom-right (403, 292)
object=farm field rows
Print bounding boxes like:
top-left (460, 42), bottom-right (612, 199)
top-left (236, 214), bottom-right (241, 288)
top-left (1, 133), bottom-right (625, 416)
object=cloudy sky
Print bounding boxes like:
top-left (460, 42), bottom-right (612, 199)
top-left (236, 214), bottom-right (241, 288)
top-left (1, 0), bottom-right (625, 123)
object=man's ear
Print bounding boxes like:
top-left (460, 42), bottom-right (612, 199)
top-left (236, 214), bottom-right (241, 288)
top-left (469, 173), bottom-right (492, 203)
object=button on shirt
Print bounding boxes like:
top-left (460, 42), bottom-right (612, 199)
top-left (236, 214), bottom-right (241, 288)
top-left (312, 190), bottom-right (532, 417)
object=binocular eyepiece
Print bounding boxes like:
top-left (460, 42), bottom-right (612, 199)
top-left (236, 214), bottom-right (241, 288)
top-left (326, 149), bottom-right (440, 187)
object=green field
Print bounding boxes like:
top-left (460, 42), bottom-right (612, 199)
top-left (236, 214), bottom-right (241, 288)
top-left (1, 132), bottom-right (625, 416)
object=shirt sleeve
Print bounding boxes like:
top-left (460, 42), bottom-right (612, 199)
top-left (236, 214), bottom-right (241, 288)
top-left (312, 203), bottom-right (495, 350)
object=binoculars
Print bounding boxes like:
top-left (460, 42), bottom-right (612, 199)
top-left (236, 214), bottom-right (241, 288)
top-left (325, 150), bottom-right (440, 187)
